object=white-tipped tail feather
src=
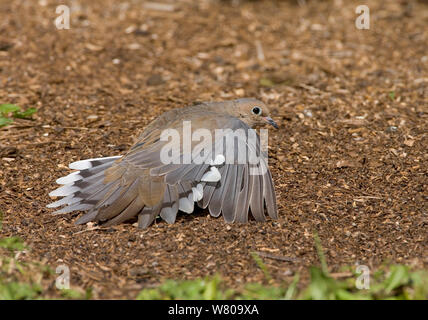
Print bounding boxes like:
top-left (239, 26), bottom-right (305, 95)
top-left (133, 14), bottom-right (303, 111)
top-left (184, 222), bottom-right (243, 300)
top-left (178, 196), bottom-right (194, 213)
top-left (48, 154), bottom-right (226, 222)
top-left (52, 203), bottom-right (94, 215)
top-left (210, 154), bottom-right (225, 166)
top-left (201, 166), bottom-right (221, 182)
top-left (201, 155), bottom-right (223, 182)
top-left (46, 194), bottom-right (82, 208)
top-left (49, 184), bottom-right (81, 197)
top-left (48, 156), bottom-right (122, 213)
top-left (69, 156), bottom-right (121, 170)
top-left (192, 184), bottom-right (204, 201)
top-left (56, 171), bottom-right (82, 185)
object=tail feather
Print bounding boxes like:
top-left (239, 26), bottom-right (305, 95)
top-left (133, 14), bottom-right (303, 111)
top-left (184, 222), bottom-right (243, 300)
top-left (138, 203), bottom-right (162, 228)
top-left (69, 156), bottom-right (121, 170)
top-left (159, 185), bottom-right (179, 224)
top-left (102, 195), bottom-right (144, 226)
top-left (96, 178), bottom-right (140, 221)
top-left (46, 194), bottom-right (82, 208)
top-left (75, 210), bottom-right (98, 225)
top-left (47, 156), bottom-right (121, 214)
top-left (53, 203), bottom-right (95, 215)
top-left (48, 155), bottom-right (223, 228)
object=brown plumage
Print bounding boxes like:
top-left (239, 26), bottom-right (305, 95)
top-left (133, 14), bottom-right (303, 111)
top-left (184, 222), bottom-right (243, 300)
top-left (48, 98), bottom-right (279, 228)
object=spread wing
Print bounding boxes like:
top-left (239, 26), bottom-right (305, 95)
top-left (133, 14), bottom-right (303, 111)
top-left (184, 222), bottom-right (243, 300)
top-left (120, 114), bottom-right (278, 225)
top-left (49, 109), bottom-right (277, 227)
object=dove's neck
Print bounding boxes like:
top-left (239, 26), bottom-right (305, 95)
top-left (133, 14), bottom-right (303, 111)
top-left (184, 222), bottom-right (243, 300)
top-left (198, 101), bottom-right (254, 127)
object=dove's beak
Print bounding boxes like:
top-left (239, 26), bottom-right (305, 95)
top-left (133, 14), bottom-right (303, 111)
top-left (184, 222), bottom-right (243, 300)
top-left (264, 116), bottom-right (279, 129)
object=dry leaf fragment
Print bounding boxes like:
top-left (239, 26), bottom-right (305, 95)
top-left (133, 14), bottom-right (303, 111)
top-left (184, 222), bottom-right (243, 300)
top-left (404, 139), bottom-right (415, 147)
top-left (336, 160), bottom-right (356, 168)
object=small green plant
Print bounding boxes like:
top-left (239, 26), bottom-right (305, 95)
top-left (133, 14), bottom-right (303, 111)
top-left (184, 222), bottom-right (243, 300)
top-left (135, 234), bottom-right (428, 300)
top-left (239, 282), bottom-right (285, 299)
top-left (1, 209), bottom-right (427, 300)
top-left (313, 233), bottom-right (329, 275)
top-left (0, 236), bottom-right (26, 251)
top-left (0, 240), bottom-right (44, 299)
top-left (0, 212), bottom-right (44, 300)
top-left (60, 288), bottom-right (93, 300)
top-left (0, 213), bottom-right (91, 300)
top-left (0, 104), bottom-right (37, 127)
top-left (251, 252), bottom-right (273, 282)
top-left (135, 265), bottom-right (428, 300)
top-left (0, 282), bottom-right (43, 300)
top-left (137, 275), bottom-right (234, 300)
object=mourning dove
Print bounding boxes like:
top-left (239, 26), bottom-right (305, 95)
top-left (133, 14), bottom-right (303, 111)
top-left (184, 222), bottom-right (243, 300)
top-left (48, 98), bottom-right (279, 228)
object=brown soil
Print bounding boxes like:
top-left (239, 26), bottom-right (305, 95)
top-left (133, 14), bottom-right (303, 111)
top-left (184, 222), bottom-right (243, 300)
top-left (0, 0), bottom-right (427, 299)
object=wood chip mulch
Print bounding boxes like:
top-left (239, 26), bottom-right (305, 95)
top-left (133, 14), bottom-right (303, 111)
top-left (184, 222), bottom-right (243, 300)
top-left (0, 0), bottom-right (427, 298)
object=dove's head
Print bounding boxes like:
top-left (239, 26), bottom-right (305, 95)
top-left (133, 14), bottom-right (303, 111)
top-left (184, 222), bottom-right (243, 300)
top-left (228, 98), bottom-right (278, 129)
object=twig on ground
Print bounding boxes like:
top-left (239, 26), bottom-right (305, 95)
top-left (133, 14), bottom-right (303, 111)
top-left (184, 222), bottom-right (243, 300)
top-left (255, 251), bottom-right (300, 263)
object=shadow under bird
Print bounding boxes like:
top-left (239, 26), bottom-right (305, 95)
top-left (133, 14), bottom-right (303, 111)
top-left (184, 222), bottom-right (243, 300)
top-left (47, 98), bottom-right (279, 228)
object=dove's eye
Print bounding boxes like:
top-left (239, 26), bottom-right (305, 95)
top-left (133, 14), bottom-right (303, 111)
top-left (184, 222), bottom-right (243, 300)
top-left (251, 106), bottom-right (262, 115)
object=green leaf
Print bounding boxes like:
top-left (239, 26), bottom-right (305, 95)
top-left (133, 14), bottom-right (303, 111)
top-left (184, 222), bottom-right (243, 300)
top-left (284, 273), bottom-right (299, 300)
top-left (259, 78), bottom-right (275, 87)
top-left (409, 271), bottom-right (428, 299)
top-left (241, 283), bottom-right (285, 299)
top-left (313, 233), bottom-right (329, 275)
top-left (384, 265), bottom-right (409, 294)
top-left (136, 288), bottom-right (163, 300)
top-left (304, 266), bottom-right (332, 299)
top-left (0, 117), bottom-right (13, 127)
top-left (0, 104), bottom-right (21, 115)
top-left (251, 252), bottom-right (272, 281)
top-left (203, 277), bottom-right (219, 300)
top-left (0, 282), bottom-right (42, 300)
top-left (335, 289), bottom-right (370, 300)
top-left (13, 107), bottom-right (37, 119)
top-left (60, 288), bottom-right (91, 299)
top-left (136, 276), bottom-right (233, 300)
top-left (0, 237), bottom-right (26, 251)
